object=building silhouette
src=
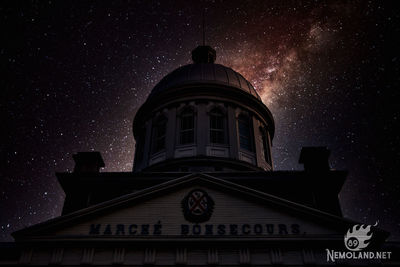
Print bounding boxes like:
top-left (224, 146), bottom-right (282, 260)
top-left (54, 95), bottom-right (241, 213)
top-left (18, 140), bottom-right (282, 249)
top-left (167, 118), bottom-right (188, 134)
top-left (1, 45), bottom-right (397, 266)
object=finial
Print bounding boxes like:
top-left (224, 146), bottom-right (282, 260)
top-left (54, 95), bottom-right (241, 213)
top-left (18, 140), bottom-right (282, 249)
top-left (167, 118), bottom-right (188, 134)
top-left (191, 6), bottom-right (215, 63)
top-left (192, 45), bottom-right (216, 63)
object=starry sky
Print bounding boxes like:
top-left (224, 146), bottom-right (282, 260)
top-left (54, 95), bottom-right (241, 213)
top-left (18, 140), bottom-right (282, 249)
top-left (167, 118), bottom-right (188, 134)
top-left (1, 0), bottom-right (399, 241)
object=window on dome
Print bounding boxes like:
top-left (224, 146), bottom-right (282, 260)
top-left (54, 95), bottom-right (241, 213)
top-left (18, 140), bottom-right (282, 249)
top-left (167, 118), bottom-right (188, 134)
top-left (260, 127), bottom-right (271, 163)
top-left (238, 114), bottom-right (253, 151)
top-left (135, 127), bottom-right (146, 161)
top-left (152, 115), bottom-right (167, 153)
top-left (209, 108), bottom-right (225, 144)
top-left (179, 107), bottom-right (195, 145)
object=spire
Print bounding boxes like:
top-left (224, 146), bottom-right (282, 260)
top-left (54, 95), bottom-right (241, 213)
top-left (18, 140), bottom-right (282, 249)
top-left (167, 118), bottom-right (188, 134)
top-left (192, 7), bottom-right (216, 63)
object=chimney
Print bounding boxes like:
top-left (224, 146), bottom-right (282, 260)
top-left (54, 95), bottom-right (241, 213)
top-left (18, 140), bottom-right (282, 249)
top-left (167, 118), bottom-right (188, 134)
top-left (299, 147), bottom-right (330, 172)
top-left (73, 152), bottom-right (105, 173)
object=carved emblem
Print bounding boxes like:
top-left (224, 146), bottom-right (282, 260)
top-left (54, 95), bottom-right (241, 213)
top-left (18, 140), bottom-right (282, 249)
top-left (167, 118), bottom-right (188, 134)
top-left (181, 189), bottom-right (214, 223)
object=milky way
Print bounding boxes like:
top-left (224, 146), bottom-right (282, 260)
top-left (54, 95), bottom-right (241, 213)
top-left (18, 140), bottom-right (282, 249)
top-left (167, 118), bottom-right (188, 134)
top-left (1, 1), bottom-right (399, 241)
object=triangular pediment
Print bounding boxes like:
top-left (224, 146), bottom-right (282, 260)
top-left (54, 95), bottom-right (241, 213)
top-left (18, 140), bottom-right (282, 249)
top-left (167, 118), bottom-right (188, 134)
top-left (13, 174), bottom-right (387, 242)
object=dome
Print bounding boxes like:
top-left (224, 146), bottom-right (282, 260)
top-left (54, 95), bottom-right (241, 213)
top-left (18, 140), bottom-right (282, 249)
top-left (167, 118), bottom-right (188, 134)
top-left (132, 46), bottom-right (275, 173)
top-left (149, 63), bottom-right (262, 101)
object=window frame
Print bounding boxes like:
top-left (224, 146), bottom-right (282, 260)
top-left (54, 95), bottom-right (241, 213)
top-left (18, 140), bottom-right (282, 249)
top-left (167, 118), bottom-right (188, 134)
top-left (238, 114), bottom-right (253, 151)
top-left (151, 115), bottom-right (167, 153)
top-left (135, 127), bottom-right (146, 161)
top-left (260, 126), bottom-right (271, 163)
top-left (209, 107), bottom-right (226, 145)
top-left (179, 107), bottom-right (196, 145)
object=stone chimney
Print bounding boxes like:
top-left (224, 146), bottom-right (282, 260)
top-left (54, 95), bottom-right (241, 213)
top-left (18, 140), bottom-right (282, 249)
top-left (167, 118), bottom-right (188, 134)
top-left (299, 147), bottom-right (330, 172)
top-left (73, 152), bottom-right (105, 173)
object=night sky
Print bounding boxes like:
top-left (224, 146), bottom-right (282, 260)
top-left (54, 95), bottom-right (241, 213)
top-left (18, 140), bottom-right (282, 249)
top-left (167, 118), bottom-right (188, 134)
top-left (1, 1), bottom-right (399, 241)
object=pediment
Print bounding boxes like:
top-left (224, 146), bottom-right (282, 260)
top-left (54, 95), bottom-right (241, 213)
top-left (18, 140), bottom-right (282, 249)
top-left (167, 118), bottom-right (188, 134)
top-left (13, 174), bottom-right (378, 241)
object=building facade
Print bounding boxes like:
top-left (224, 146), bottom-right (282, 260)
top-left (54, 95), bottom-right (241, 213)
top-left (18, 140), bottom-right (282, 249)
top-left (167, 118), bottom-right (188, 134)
top-left (1, 46), bottom-right (398, 266)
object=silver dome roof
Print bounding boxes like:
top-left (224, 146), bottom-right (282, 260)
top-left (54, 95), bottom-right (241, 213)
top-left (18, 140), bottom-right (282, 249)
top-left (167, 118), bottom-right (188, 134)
top-left (149, 63), bottom-right (261, 101)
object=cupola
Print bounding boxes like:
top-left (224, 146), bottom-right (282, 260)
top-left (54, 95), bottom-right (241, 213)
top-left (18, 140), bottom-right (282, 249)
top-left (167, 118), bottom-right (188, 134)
top-left (132, 46), bottom-right (275, 173)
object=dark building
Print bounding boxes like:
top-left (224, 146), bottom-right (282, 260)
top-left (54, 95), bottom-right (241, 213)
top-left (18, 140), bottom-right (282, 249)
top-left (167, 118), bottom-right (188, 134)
top-left (1, 46), bottom-right (398, 266)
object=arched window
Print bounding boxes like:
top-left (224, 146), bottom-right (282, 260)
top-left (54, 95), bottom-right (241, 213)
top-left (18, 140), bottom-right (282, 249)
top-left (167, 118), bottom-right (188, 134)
top-left (179, 107), bottom-right (195, 144)
top-left (238, 114), bottom-right (253, 151)
top-left (152, 115), bottom-right (167, 153)
top-left (260, 127), bottom-right (271, 163)
top-left (209, 108), bottom-right (225, 144)
top-left (135, 127), bottom-right (146, 161)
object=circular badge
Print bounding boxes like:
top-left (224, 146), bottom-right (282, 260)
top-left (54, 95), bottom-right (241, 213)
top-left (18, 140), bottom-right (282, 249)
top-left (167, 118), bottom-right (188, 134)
top-left (181, 189), bottom-right (214, 223)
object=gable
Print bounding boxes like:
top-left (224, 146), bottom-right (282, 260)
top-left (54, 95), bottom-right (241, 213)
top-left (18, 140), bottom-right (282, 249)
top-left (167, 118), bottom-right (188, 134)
top-left (17, 174), bottom-right (355, 241)
top-left (55, 185), bottom-right (338, 238)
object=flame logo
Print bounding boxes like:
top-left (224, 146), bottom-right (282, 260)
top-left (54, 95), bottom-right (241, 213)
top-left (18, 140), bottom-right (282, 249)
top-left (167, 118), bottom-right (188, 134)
top-left (344, 221), bottom-right (378, 251)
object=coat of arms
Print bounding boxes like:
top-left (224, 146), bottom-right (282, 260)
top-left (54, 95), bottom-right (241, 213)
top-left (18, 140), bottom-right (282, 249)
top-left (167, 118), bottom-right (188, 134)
top-left (181, 189), bottom-right (214, 223)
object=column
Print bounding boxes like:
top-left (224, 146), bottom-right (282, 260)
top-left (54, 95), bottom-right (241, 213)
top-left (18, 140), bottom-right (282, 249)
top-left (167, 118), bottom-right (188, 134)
top-left (253, 117), bottom-right (262, 167)
top-left (227, 106), bottom-right (239, 159)
top-left (197, 103), bottom-right (207, 155)
top-left (142, 119), bottom-right (152, 169)
top-left (165, 107), bottom-right (177, 159)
